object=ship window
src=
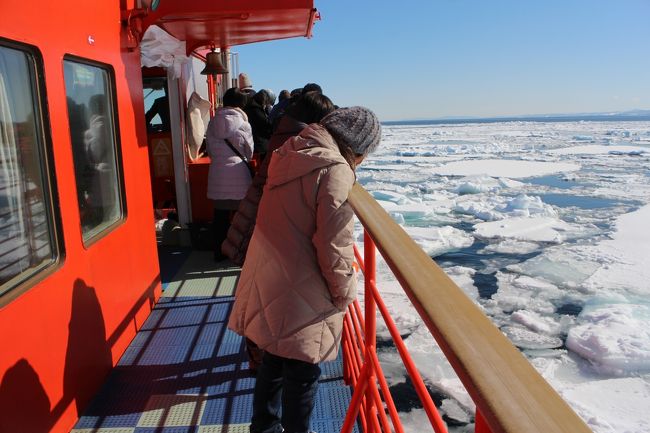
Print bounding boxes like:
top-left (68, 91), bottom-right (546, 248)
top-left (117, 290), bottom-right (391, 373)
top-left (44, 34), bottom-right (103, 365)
top-left (64, 59), bottom-right (125, 244)
top-left (0, 42), bottom-right (61, 301)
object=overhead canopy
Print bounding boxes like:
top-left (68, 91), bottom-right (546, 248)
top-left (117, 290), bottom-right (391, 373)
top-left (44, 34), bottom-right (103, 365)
top-left (142, 0), bottom-right (318, 53)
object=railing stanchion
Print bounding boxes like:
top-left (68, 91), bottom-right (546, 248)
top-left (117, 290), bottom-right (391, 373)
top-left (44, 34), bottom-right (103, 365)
top-left (364, 231), bottom-right (377, 432)
top-left (475, 410), bottom-right (493, 433)
top-left (364, 231), bottom-right (376, 348)
top-left (341, 365), bottom-right (370, 433)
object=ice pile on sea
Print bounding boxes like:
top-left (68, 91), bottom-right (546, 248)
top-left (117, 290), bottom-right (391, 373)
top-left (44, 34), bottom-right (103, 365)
top-left (354, 120), bottom-right (650, 433)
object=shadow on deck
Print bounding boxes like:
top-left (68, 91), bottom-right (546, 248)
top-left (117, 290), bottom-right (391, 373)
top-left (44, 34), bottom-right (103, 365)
top-left (71, 247), bottom-right (354, 433)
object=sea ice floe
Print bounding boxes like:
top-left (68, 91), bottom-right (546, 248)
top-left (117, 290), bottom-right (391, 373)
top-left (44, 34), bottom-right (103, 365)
top-left (403, 225), bottom-right (474, 257)
top-left (500, 325), bottom-right (564, 350)
top-left (497, 194), bottom-right (558, 218)
top-left (566, 301), bottom-right (650, 374)
top-left (491, 273), bottom-right (563, 314)
top-left (377, 200), bottom-right (436, 222)
top-left (430, 159), bottom-right (581, 179)
top-left (559, 377), bottom-right (650, 433)
top-left (480, 239), bottom-right (540, 254)
top-left (443, 266), bottom-right (479, 301)
top-left (455, 193), bottom-right (560, 222)
top-left (455, 174), bottom-right (524, 194)
top-left (454, 198), bottom-right (505, 221)
top-left (473, 216), bottom-right (588, 243)
top-left (549, 144), bottom-right (648, 155)
top-left (511, 309), bottom-right (567, 335)
top-left (582, 204), bottom-right (650, 296)
top-left (371, 189), bottom-right (414, 204)
top-left (440, 398), bottom-right (472, 424)
top-left (405, 326), bottom-right (476, 411)
top-left (571, 135), bottom-right (595, 142)
top-left (507, 245), bottom-right (601, 289)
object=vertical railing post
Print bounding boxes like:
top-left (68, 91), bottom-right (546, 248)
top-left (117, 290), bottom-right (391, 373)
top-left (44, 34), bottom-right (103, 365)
top-left (342, 322), bottom-right (350, 384)
top-left (364, 231), bottom-right (377, 433)
top-left (364, 231), bottom-right (376, 349)
top-left (475, 410), bottom-right (493, 433)
top-left (207, 74), bottom-right (216, 117)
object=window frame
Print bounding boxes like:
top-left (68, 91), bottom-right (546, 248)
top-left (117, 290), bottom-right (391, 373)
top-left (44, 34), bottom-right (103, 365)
top-left (0, 37), bottom-right (64, 306)
top-left (63, 55), bottom-right (127, 248)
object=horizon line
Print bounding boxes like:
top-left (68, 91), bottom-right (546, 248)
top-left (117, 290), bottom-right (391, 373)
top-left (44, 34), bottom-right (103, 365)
top-left (381, 108), bottom-right (650, 123)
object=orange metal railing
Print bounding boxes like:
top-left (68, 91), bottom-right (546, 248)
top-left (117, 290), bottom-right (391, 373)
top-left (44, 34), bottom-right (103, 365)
top-left (340, 233), bottom-right (447, 433)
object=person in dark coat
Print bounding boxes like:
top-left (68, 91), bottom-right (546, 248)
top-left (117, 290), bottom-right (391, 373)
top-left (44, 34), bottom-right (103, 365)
top-left (244, 89), bottom-right (274, 157)
top-left (268, 89), bottom-right (290, 127)
top-left (221, 91), bottom-right (336, 269)
top-left (270, 83), bottom-right (323, 132)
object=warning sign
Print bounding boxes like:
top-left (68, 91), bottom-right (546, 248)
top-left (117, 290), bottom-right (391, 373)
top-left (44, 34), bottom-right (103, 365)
top-left (154, 155), bottom-right (172, 177)
top-left (151, 138), bottom-right (173, 178)
top-left (152, 138), bottom-right (171, 155)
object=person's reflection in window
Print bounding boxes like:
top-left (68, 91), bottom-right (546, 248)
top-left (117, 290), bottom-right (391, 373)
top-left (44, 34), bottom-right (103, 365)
top-left (82, 94), bottom-right (111, 226)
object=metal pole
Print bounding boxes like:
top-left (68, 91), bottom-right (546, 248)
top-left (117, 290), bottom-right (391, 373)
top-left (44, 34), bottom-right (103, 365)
top-left (364, 231), bottom-right (377, 433)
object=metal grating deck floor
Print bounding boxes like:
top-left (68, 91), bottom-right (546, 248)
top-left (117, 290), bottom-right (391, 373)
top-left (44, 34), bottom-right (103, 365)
top-left (71, 249), bottom-right (356, 433)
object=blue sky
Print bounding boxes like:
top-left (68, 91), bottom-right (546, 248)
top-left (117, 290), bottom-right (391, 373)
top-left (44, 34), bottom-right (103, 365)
top-left (235, 1), bottom-right (650, 121)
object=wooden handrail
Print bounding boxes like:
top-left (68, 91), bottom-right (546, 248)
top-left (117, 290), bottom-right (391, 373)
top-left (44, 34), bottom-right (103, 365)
top-left (347, 183), bottom-right (592, 433)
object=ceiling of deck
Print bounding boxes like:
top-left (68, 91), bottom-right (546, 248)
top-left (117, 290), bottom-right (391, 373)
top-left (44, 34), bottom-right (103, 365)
top-left (142, 0), bottom-right (317, 53)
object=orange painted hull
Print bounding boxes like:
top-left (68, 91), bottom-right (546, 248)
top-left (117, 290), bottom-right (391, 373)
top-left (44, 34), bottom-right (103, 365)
top-left (0, 2), bottom-right (161, 432)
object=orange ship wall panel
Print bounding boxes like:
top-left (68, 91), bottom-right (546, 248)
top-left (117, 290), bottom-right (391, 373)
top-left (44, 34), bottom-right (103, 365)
top-left (0, 1), bottom-right (161, 432)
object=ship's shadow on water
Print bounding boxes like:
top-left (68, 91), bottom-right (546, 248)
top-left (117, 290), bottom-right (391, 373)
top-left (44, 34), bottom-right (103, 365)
top-left (376, 338), bottom-right (470, 427)
top-left (434, 237), bottom-right (541, 300)
top-left (432, 238), bottom-right (585, 313)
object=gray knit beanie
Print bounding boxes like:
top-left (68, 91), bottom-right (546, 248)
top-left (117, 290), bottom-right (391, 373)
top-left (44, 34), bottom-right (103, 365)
top-left (320, 106), bottom-right (382, 156)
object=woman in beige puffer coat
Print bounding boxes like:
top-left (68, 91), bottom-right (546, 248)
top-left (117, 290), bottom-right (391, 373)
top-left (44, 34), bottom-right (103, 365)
top-left (228, 106), bottom-right (381, 433)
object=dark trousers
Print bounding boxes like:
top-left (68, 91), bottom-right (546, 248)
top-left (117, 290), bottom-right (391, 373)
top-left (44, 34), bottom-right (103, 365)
top-left (212, 208), bottom-right (230, 259)
top-left (250, 352), bottom-right (321, 433)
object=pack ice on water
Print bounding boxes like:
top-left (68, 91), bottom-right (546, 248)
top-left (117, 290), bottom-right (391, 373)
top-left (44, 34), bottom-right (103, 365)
top-left (354, 120), bottom-right (650, 433)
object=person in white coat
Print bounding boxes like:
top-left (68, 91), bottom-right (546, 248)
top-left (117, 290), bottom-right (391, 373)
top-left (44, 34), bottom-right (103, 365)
top-left (205, 87), bottom-right (254, 260)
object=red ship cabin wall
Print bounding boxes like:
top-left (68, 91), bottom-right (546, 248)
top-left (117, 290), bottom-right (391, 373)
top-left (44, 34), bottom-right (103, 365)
top-left (0, 1), bottom-right (161, 432)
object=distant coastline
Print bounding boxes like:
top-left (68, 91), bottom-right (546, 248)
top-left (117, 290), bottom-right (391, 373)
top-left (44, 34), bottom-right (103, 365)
top-left (383, 110), bottom-right (650, 125)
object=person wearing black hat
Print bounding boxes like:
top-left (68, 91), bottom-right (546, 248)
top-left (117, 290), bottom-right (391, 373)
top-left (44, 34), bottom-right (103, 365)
top-left (244, 89), bottom-right (274, 157)
top-left (228, 106), bottom-right (381, 433)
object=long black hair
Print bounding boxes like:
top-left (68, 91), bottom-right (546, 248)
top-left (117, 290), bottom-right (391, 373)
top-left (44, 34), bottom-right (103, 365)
top-left (285, 91), bottom-right (335, 125)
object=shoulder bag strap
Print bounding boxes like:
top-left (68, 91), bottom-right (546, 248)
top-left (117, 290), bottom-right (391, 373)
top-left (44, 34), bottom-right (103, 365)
top-left (224, 138), bottom-right (249, 164)
top-left (224, 138), bottom-right (255, 177)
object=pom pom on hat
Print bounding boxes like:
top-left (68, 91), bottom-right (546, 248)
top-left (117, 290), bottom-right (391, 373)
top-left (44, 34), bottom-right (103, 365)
top-left (238, 73), bottom-right (252, 89)
top-left (320, 106), bottom-right (381, 156)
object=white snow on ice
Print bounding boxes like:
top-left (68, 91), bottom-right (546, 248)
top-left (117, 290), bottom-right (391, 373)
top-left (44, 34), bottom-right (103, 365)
top-left (430, 159), bottom-right (580, 178)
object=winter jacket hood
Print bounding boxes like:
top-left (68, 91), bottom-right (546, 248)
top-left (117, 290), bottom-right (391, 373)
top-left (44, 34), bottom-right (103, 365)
top-left (267, 124), bottom-right (350, 188)
top-left (210, 107), bottom-right (248, 139)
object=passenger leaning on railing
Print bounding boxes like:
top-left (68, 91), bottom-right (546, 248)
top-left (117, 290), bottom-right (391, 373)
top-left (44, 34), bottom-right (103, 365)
top-left (222, 90), bottom-right (336, 372)
top-left (228, 107), bottom-right (382, 433)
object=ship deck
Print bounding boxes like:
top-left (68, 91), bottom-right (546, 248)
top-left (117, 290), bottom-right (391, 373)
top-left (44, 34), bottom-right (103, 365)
top-left (71, 246), bottom-right (355, 433)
